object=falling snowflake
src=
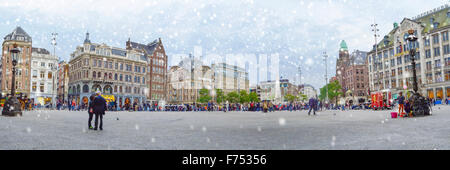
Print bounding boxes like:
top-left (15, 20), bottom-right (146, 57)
top-left (278, 118), bottom-right (286, 126)
top-left (202, 126), bottom-right (207, 132)
top-left (135, 124), bottom-right (140, 130)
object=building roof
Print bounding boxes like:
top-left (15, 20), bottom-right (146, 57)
top-left (372, 5), bottom-right (450, 52)
top-left (4, 26), bottom-right (32, 42)
top-left (32, 47), bottom-right (50, 55)
top-left (128, 39), bottom-right (160, 56)
top-left (340, 40), bottom-right (348, 51)
top-left (350, 50), bottom-right (367, 65)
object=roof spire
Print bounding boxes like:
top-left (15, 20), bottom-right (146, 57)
top-left (84, 31), bottom-right (91, 44)
top-left (340, 40), bottom-right (348, 51)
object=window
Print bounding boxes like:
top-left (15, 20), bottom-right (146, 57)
top-left (114, 73), bottom-right (118, 80)
top-left (435, 59), bottom-right (441, 68)
top-left (98, 60), bottom-right (102, 67)
top-left (120, 63), bottom-right (123, 70)
top-left (120, 74), bottom-right (123, 81)
top-left (40, 71), bottom-right (45, 79)
top-left (32, 82), bottom-right (37, 92)
top-left (41, 62), bottom-right (45, 67)
top-left (443, 32), bottom-right (449, 42)
top-left (425, 49), bottom-right (431, 58)
top-left (93, 59), bottom-right (97, 67)
top-left (444, 45), bottom-right (450, 55)
top-left (426, 61), bottom-right (432, 70)
top-left (32, 70), bottom-right (37, 78)
top-left (104, 61), bottom-right (108, 68)
top-left (48, 72), bottom-right (52, 79)
top-left (115, 63), bottom-right (118, 69)
top-left (424, 38), bottom-right (430, 47)
top-left (433, 34), bottom-right (439, 44)
top-left (434, 47), bottom-right (441, 57)
top-left (93, 71), bottom-right (96, 78)
top-left (109, 61), bottom-right (112, 69)
top-left (397, 57), bottom-right (402, 65)
top-left (398, 67), bottom-right (403, 75)
top-left (40, 82), bottom-right (45, 92)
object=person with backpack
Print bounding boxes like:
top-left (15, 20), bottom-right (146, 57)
top-left (88, 95), bottom-right (96, 130)
top-left (92, 91), bottom-right (107, 131)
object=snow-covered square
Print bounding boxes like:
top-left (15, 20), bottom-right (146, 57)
top-left (1, 106), bottom-right (449, 150)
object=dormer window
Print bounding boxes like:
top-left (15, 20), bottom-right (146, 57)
top-left (433, 22), bottom-right (439, 29)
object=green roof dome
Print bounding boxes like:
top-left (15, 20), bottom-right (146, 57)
top-left (340, 40), bottom-right (348, 51)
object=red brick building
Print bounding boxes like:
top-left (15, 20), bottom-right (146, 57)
top-left (1, 26), bottom-right (32, 98)
top-left (126, 38), bottom-right (168, 105)
top-left (336, 40), bottom-right (369, 104)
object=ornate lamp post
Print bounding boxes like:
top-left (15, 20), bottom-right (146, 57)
top-left (406, 29), bottom-right (430, 116)
top-left (2, 43), bottom-right (23, 116)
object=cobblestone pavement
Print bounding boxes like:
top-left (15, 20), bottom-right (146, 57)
top-left (1, 105), bottom-right (449, 150)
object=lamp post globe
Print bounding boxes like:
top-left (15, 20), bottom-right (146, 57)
top-left (2, 43), bottom-right (23, 117)
top-left (406, 29), bottom-right (430, 117)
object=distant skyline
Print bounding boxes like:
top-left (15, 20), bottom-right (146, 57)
top-left (0, 0), bottom-right (448, 90)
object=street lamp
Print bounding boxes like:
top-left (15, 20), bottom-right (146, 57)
top-left (51, 65), bottom-right (57, 109)
top-left (2, 43), bottom-right (23, 116)
top-left (406, 29), bottom-right (430, 116)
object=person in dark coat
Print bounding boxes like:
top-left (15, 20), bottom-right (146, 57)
top-left (93, 91), bottom-right (107, 130)
top-left (88, 95), bottom-right (96, 130)
top-left (308, 97), bottom-right (316, 116)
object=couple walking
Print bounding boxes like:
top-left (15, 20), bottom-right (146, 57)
top-left (88, 91), bottom-right (107, 130)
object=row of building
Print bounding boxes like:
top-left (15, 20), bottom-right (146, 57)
top-left (1, 26), bottom-right (317, 106)
top-left (0, 26), bottom-right (168, 107)
top-left (331, 4), bottom-right (450, 105)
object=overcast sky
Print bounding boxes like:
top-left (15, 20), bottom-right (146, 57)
top-left (0, 0), bottom-right (448, 90)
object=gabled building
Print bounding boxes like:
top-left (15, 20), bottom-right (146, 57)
top-left (1, 26), bottom-right (32, 98)
top-left (126, 38), bottom-right (168, 106)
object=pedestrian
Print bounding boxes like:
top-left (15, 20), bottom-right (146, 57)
top-left (93, 91), bottom-right (107, 131)
top-left (398, 92), bottom-right (405, 116)
top-left (88, 94), bottom-right (95, 130)
top-left (404, 100), bottom-right (411, 117)
top-left (308, 97), bottom-right (316, 116)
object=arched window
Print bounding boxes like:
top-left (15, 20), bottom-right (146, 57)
top-left (98, 72), bottom-right (101, 78)
top-left (109, 73), bottom-right (112, 79)
top-left (83, 85), bottom-right (89, 93)
top-left (114, 73), bottom-right (118, 80)
top-left (77, 85), bottom-right (81, 94)
top-left (104, 73), bottom-right (108, 79)
top-left (104, 85), bottom-right (113, 94)
top-left (92, 84), bottom-right (102, 92)
top-left (93, 71), bottom-right (96, 78)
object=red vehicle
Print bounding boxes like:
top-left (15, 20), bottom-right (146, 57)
top-left (371, 92), bottom-right (393, 110)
